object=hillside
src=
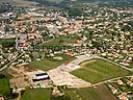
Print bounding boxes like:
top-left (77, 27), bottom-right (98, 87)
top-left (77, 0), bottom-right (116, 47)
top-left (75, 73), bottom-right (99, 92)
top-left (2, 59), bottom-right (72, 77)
top-left (0, 0), bottom-right (38, 7)
top-left (26, 0), bottom-right (133, 7)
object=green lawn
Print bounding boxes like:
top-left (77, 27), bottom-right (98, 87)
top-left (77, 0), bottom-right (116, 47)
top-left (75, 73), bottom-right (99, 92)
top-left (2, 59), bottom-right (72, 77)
top-left (54, 85), bottom-right (117, 100)
top-left (29, 54), bottom-right (75, 71)
top-left (0, 77), bottom-right (10, 95)
top-left (21, 88), bottom-right (51, 100)
top-left (71, 59), bottom-right (130, 83)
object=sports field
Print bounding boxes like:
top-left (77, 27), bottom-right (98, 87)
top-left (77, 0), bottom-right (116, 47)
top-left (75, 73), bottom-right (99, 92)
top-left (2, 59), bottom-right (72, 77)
top-left (29, 54), bottom-right (75, 71)
top-left (71, 59), bottom-right (130, 83)
top-left (21, 88), bottom-right (51, 100)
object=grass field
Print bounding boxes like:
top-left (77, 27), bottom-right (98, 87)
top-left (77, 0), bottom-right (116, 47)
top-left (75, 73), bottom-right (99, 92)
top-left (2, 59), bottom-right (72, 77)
top-left (0, 38), bottom-right (15, 47)
top-left (21, 85), bottom-right (116, 100)
top-left (40, 34), bottom-right (80, 47)
top-left (71, 59), bottom-right (130, 83)
top-left (75, 85), bottom-right (117, 100)
top-left (29, 54), bottom-right (75, 71)
top-left (56, 85), bottom-right (117, 100)
top-left (129, 63), bottom-right (133, 68)
top-left (21, 88), bottom-right (51, 100)
top-left (0, 77), bottom-right (10, 95)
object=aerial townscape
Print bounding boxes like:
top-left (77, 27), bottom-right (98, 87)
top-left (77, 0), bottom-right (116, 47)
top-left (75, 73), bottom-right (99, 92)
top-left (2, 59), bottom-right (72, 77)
top-left (0, 0), bottom-right (133, 100)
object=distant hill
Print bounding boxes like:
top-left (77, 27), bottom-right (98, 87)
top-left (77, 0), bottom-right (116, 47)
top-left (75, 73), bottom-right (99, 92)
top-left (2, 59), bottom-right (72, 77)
top-left (0, 0), bottom-right (38, 13)
top-left (0, 0), bottom-right (132, 13)
top-left (26, 0), bottom-right (133, 7)
top-left (1, 0), bottom-right (133, 6)
top-left (0, 0), bottom-right (37, 7)
top-left (28, 0), bottom-right (64, 4)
